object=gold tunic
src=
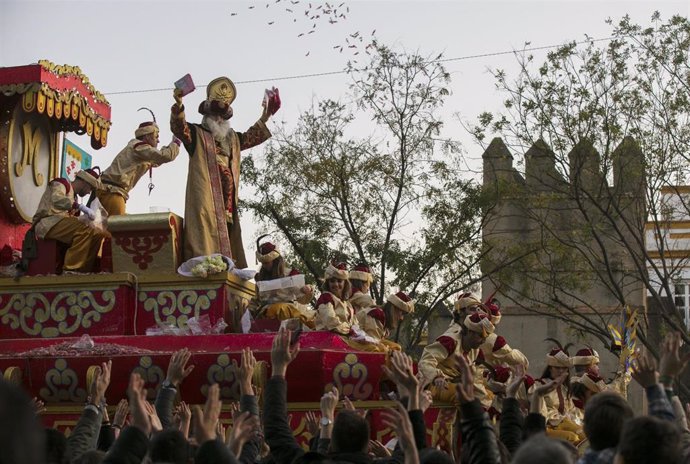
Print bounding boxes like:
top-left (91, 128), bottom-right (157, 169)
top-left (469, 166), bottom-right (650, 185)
top-left (170, 105), bottom-right (271, 264)
top-left (32, 179), bottom-right (75, 239)
top-left (100, 139), bottom-right (180, 200)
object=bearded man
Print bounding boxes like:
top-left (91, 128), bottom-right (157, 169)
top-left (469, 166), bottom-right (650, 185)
top-left (170, 77), bottom-right (280, 266)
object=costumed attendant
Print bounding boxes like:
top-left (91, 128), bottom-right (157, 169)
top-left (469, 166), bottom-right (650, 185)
top-left (31, 169), bottom-right (106, 274)
top-left (355, 291), bottom-right (415, 351)
top-left (314, 262), bottom-right (355, 335)
top-left (171, 77), bottom-right (279, 266)
top-left (572, 346), bottom-right (627, 396)
top-left (418, 312), bottom-right (494, 403)
top-left (479, 300), bottom-right (529, 369)
top-left (97, 112), bottom-right (181, 216)
top-left (483, 365), bottom-right (535, 421)
top-left (571, 372), bottom-right (607, 424)
top-left (538, 341), bottom-right (585, 444)
top-left (348, 263), bottom-right (375, 312)
top-left (254, 239), bottom-right (315, 327)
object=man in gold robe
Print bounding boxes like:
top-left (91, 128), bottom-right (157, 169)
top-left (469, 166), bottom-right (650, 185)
top-left (170, 77), bottom-right (280, 266)
top-left (32, 169), bottom-right (106, 273)
top-left (97, 121), bottom-right (181, 216)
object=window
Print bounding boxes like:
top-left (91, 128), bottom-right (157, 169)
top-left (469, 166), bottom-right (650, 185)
top-left (674, 283), bottom-right (690, 328)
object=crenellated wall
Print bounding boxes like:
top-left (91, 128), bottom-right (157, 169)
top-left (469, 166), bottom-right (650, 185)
top-left (480, 137), bottom-right (646, 408)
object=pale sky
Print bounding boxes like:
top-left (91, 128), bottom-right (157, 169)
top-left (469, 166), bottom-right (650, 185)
top-left (2, 0), bottom-right (688, 267)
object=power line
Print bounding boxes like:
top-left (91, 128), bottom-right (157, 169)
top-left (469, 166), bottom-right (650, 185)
top-left (103, 35), bottom-right (617, 96)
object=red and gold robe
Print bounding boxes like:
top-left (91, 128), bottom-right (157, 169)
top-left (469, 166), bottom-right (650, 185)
top-left (170, 104), bottom-right (271, 266)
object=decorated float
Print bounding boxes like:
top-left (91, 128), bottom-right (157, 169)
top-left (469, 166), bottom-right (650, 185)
top-left (0, 61), bottom-right (454, 451)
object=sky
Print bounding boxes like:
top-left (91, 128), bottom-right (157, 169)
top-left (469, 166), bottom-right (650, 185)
top-left (2, 0), bottom-right (689, 267)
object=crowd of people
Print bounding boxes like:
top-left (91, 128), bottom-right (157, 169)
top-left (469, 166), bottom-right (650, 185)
top-left (2, 326), bottom-right (689, 464)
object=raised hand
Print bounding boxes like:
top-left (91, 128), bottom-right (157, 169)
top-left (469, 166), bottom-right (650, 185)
top-left (381, 402), bottom-right (420, 464)
top-left (144, 401), bottom-right (163, 433)
top-left (632, 347), bottom-right (659, 389)
top-left (89, 360), bottom-right (112, 406)
top-left (166, 348), bottom-right (195, 388)
top-left (113, 399), bottom-right (129, 429)
top-left (193, 383), bottom-right (223, 445)
top-left (226, 411), bottom-right (260, 457)
top-left (236, 347), bottom-right (257, 395)
top-left (271, 328), bottom-right (300, 377)
top-left (305, 411), bottom-right (320, 437)
top-left (369, 440), bottom-right (392, 458)
top-left (127, 373), bottom-right (151, 435)
top-left (31, 397), bottom-right (46, 416)
top-left (178, 401), bottom-right (192, 438)
top-left (660, 332), bottom-right (690, 382)
top-left (173, 88), bottom-right (183, 108)
top-left (506, 365), bottom-right (526, 399)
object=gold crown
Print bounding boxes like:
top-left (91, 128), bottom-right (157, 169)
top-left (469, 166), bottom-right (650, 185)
top-left (206, 77), bottom-right (236, 105)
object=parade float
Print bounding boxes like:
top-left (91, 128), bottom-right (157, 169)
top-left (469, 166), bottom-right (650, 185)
top-left (0, 61), bottom-right (454, 451)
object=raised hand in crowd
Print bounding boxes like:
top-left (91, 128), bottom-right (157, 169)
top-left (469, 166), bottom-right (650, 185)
top-left (271, 327), bottom-right (300, 377)
top-left (659, 331), bottom-right (690, 386)
top-left (342, 396), bottom-right (367, 418)
top-left (89, 360), bottom-right (112, 408)
top-left (305, 410), bottom-right (321, 437)
top-left (453, 354), bottom-right (475, 404)
top-left (127, 372), bottom-right (152, 435)
top-left (144, 401), bottom-right (163, 433)
top-left (319, 386), bottom-right (339, 440)
top-left (193, 383), bottom-right (222, 445)
top-left (228, 401), bottom-right (241, 420)
top-left (506, 364), bottom-right (526, 399)
top-left (632, 347), bottom-right (659, 389)
top-left (369, 439), bottom-right (392, 458)
top-left (381, 402), bottom-right (420, 464)
top-left (235, 347), bottom-right (257, 396)
top-left (225, 411), bottom-right (260, 457)
top-left (112, 399), bottom-right (128, 433)
top-left (165, 348), bottom-right (195, 388)
top-left (383, 350), bottom-right (421, 410)
top-left (31, 396), bottom-right (46, 416)
top-left (178, 401), bottom-right (191, 438)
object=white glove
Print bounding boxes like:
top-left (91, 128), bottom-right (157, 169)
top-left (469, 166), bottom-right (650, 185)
top-left (78, 204), bottom-right (96, 221)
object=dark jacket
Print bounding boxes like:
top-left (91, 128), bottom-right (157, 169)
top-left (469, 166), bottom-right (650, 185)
top-left (103, 426), bottom-right (149, 464)
top-left (195, 438), bottom-right (240, 464)
top-left (459, 399), bottom-right (501, 464)
top-left (154, 384), bottom-right (177, 429)
top-left (65, 405), bottom-right (102, 463)
top-left (239, 394), bottom-right (262, 464)
top-left (498, 397), bottom-right (524, 456)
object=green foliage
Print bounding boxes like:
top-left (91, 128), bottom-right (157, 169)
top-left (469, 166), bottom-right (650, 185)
top-left (473, 13), bottom-right (690, 348)
top-left (241, 42), bottom-right (484, 348)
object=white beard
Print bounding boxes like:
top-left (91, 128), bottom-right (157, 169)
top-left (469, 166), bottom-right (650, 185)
top-left (202, 115), bottom-right (232, 140)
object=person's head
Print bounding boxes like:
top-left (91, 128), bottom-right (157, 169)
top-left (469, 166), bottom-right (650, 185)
top-left (331, 410), bottom-right (369, 454)
top-left (134, 121), bottom-right (160, 148)
top-left (541, 343), bottom-right (572, 383)
top-left (461, 312), bottom-right (494, 350)
top-left (572, 347), bottom-right (600, 376)
top-left (72, 167), bottom-right (101, 197)
top-left (44, 428), bottom-right (66, 464)
top-left (0, 379), bottom-right (45, 464)
top-left (385, 291), bottom-right (414, 332)
top-left (150, 429), bottom-right (190, 464)
top-left (583, 392), bottom-right (633, 451)
top-left (199, 76), bottom-right (235, 122)
top-left (349, 264), bottom-right (373, 294)
top-left (511, 435), bottom-right (575, 464)
top-left (323, 262), bottom-right (350, 299)
top-left (452, 292), bottom-right (483, 322)
top-left (615, 416), bottom-right (681, 464)
top-left (256, 240), bottom-right (284, 281)
top-left (382, 301), bottom-right (404, 331)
